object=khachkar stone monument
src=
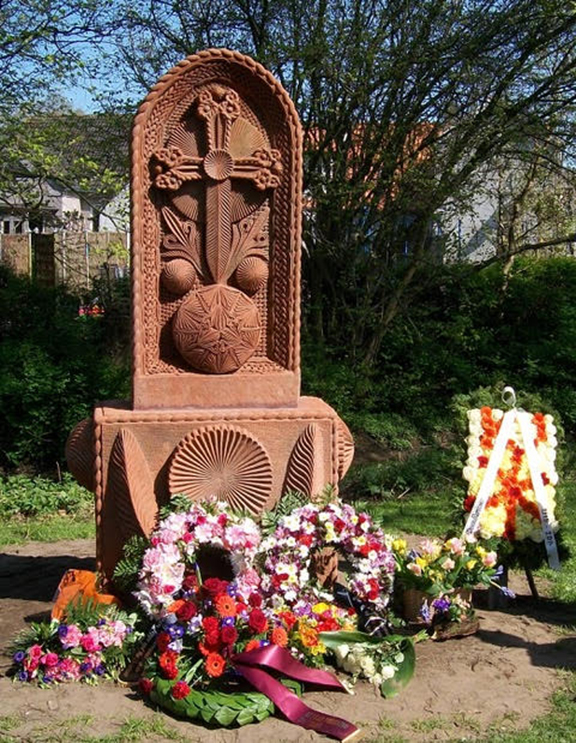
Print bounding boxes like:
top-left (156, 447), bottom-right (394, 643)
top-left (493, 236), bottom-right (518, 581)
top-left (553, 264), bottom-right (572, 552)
top-left (66, 49), bottom-right (354, 585)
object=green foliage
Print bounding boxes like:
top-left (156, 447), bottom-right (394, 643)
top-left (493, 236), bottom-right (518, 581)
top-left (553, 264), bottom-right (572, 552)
top-left (150, 678), bottom-right (301, 727)
top-left (0, 266), bottom-right (130, 470)
top-left (0, 473), bottom-right (92, 517)
top-left (112, 535), bottom-right (149, 594)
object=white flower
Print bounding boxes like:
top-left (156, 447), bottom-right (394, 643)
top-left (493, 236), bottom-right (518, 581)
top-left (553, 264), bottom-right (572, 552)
top-left (380, 664), bottom-right (396, 680)
top-left (462, 466), bottom-right (476, 482)
top-left (468, 409), bottom-right (481, 424)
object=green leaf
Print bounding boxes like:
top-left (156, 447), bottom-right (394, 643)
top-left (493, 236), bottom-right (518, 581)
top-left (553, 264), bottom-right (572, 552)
top-left (380, 639), bottom-right (416, 699)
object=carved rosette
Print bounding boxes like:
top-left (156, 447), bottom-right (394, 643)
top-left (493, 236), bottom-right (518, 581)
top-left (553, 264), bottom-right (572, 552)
top-left (169, 424), bottom-right (273, 513)
top-left (65, 418), bottom-right (94, 491)
top-left (172, 284), bottom-right (261, 373)
top-left (107, 429), bottom-right (158, 540)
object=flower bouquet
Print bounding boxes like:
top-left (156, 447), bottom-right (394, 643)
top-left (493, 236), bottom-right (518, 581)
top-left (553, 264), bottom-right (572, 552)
top-left (10, 600), bottom-right (142, 685)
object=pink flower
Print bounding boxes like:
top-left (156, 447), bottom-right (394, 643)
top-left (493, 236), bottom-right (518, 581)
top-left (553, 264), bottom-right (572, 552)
top-left (441, 558), bottom-right (455, 571)
top-left (80, 633), bottom-right (99, 653)
top-left (407, 563), bottom-right (423, 576)
top-left (483, 551), bottom-right (497, 568)
top-left (446, 538), bottom-right (465, 556)
top-left (56, 658), bottom-right (81, 681)
top-left (28, 645), bottom-right (43, 660)
top-left (41, 652), bottom-right (59, 667)
top-left (60, 624), bottom-right (82, 649)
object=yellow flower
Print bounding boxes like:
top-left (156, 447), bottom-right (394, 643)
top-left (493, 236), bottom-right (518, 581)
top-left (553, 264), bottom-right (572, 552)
top-left (392, 538), bottom-right (407, 554)
top-left (312, 602), bottom-right (330, 615)
top-left (310, 642), bottom-right (327, 656)
top-left (475, 546), bottom-right (487, 558)
top-left (415, 557), bottom-right (427, 570)
top-left (465, 560), bottom-right (477, 570)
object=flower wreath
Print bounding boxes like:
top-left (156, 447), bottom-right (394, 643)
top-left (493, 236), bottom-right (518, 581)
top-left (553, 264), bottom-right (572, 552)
top-left (463, 406), bottom-right (559, 541)
top-left (258, 502), bottom-right (395, 613)
top-left (135, 501), bottom-right (262, 619)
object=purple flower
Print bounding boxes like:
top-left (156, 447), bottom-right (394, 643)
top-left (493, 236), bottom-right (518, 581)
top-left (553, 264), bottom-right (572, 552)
top-left (420, 602), bottom-right (432, 624)
top-left (500, 586), bottom-right (516, 599)
top-left (17, 670), bottom-right (28, 682)
top-left (95, 664), bottom-right (106, 676)
top-left (80, 662), bottom-right (91, 673)
top-left (57, 625), bottom-right (68, 639)
top-left (168, 624), bottom-right (185, 639)
top-left (494, 565), bottom-right (505, 578)
top-left (97, 619), bottom-right (106, 627)
top-left (42, 675), bottom-right (53, 683)
top-left (432, 597), bottom-right (451, 613)
top-left (221, 616), bottom-right (235, 627)
top-left (13, 651), bottom-right (25, 663)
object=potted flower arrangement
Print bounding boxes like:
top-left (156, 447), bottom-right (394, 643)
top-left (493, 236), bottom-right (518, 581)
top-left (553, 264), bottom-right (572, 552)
top-left (392, 535), bottom-right (501, 630)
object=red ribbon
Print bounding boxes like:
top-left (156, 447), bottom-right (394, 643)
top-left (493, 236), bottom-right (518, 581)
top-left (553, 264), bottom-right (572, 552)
top-left (232, 645), bottom-right (360, 742)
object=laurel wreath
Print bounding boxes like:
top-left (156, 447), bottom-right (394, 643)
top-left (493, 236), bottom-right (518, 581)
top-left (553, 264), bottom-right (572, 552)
top-left (151, 678), bottom-right (301, 727)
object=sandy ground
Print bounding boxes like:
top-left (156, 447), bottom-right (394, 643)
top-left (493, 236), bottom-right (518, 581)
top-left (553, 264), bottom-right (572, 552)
top-left (1, 539), bottom-right (576, 742)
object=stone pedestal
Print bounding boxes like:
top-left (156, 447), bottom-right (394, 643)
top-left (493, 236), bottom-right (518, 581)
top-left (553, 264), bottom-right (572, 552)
top-left (66, 49), bottom-right (354, 586)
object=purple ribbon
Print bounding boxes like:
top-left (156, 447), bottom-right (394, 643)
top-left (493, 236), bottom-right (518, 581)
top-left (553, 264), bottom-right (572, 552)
top-left (232, 645), bottom-right (360, 742)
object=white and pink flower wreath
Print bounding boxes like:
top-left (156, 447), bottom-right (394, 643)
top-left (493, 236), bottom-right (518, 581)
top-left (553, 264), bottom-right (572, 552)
top-left (135, 501), bottom-right (262, 619)
top-left (258, 502), bottom-right (395, 613)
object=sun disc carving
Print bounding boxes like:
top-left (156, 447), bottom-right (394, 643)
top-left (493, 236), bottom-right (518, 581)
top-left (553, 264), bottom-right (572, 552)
top-left (172, 284), bottom-right (261, 373)
top-left (169, 425), bottom-right (273, 513)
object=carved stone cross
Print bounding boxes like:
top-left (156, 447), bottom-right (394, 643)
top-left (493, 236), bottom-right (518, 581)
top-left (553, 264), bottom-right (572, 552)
top-left (151, 85), bottom-right (282, 285)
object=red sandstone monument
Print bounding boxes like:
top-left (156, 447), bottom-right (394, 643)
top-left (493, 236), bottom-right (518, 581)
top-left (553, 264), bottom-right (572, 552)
top-left (66, 49), bottom-right (354, 584)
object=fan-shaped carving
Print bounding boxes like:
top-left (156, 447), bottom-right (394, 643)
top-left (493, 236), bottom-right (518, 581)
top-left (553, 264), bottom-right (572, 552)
top-left (65, 418), bottom-right (94, 491)
top-left (107, 429), bottom-right (157, 540)
top-left (336, 418), bottom-right (355, 479)
top-left (284, 424), bottom-right (325, 497)
top-left (169, 425), bottom-right (273, 514)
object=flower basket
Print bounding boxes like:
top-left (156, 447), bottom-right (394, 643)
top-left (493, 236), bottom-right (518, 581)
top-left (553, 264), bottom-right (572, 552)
top-left (402, 588), bottom-right (432, 623)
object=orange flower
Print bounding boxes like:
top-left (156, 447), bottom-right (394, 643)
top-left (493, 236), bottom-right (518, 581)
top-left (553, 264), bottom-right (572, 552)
top-left (299, 625), bottom-right (319, 648)
top-left (245, 639), bottom-right (260, 652)
top-left (270, 627), bottom-right (288, 647)
top-left (205, 652), bottom-right (226, 678)
top-left (214, 594), bottom-right (237, 618)
top-left (167, 598), bottom-right (186, 614)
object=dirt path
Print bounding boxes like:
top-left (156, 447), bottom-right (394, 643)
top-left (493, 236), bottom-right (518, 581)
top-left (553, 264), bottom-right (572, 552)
top-left (1, 539), bottom-right (576, 742)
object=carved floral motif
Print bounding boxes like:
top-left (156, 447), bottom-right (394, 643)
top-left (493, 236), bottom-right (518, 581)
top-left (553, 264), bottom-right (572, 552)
top-left (284, 424), bottom-right (325, 497)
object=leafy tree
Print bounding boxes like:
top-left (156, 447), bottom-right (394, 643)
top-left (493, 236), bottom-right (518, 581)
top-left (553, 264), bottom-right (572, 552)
top-left (97, 0), bottom-right (576, 364)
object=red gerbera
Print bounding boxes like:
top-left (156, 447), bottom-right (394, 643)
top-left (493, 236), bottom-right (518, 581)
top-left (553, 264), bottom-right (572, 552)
top-left (245, 639), bottom-right (260, 652)
top-left (156, 631), bottom-right (171, 653)
top-left (214, 594), bottom-right (237, 618)
top-left (205, 652), bottom-right (226, 678)
top-left (138, 677), bottom-right (153, 695)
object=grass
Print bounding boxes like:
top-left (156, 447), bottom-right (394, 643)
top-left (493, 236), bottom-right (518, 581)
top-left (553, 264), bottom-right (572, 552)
top-left (0, 511), bottom-right (94, 545)
top-left (0, 713), bottom-right (194, 743)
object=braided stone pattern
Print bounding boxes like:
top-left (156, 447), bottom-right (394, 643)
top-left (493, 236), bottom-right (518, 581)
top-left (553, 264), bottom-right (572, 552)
top-left (131, 49), bottom-right (302, 379)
